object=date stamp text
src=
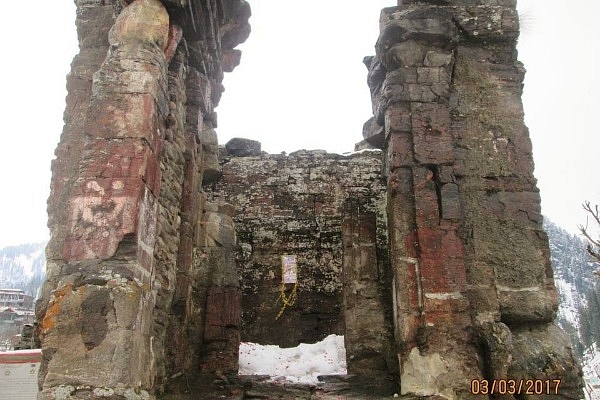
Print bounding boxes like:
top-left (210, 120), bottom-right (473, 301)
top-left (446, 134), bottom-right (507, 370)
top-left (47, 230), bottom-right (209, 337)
top-left (471, 379), bottom-right (561, 395)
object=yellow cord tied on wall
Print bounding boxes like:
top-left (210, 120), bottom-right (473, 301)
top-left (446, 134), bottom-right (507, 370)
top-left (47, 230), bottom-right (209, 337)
top-left (276, 255), bottom-right (298, 319)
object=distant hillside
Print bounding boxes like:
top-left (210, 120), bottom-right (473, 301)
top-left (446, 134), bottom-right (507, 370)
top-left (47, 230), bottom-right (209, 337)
top-left (544, 219), bottom-right (600, 363)
top-left (0, 242), bottom-right (46, 298)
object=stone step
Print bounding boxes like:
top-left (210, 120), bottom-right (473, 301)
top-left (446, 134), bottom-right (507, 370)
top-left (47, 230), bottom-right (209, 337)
top-left (157, 374), bottom-right (408, 400)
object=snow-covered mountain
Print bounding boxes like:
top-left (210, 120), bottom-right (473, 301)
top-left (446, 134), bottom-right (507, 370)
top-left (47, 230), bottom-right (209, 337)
top-left (0, 242), bottom-right (46, 298)
top-left (545, 219), bottom-right (600, 357)
top-left (544, 218), bottom-right (600, 398)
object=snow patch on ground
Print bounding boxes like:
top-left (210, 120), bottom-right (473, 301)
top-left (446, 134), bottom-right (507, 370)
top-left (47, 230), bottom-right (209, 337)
top-left (238, 334), bottom-right (347, 384)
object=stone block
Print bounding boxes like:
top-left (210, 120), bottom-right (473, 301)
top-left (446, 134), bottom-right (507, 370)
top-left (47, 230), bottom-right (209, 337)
top-left (440, 227), bottom-right (463, 256)
top-left (384, 67), bottom-right (418, 85)
top-left (387, 133), bottom-right (415, 171)
top-left (466, 262), bottom-right (497, 287)
top-left (202, 287), bottom-right (241, 374)
top-left (383, 40), bottom-right (426, 69)
top-left (420, 256), bottom-right (467, 294)
top-left (480, 228), bottom-right (547, 287)
top-left (225, 137), bottom-right (262, 157)
top-left (219, 1), bottom-right (252, 50)
top-left (509, 325), bottom-right (583, 399)
top-left (107, 0), bottom-right (169, 50)
top-left (466, 287), bottom-right (500, 321)
top-left (218, 202), bottom-right (236, 218)
top-left (424, 50), bottom-right (453, 67)
top-left (454, 6), bottom-right (519, 42)
top-left (201, 128), bottom-right (219, 146)
top-left (411, 103), bottom-right (454, 164)
top-left (354, 139), bottom-right (377, 151)
top-left (80, 139), bottom-right (162, 196)
top-left (63, 178), bottom-right (146, 261)
top-left (440, 183), bottom-right (461, 220)
top-left (382, 82), bottom-right (440, 104)
top-left (92, 67), bottom-right (166, 98)
top-left (202, 150), bottom-right (221, 183)
top-left (222, 49), bottom-right (242, 72)
top-left (412, 168), bottom-right (439, 225)
top-left (204, 287), bottom-right (241, 342)
top-left (386, 133), bottom-right (415, 171)
top-left (186, 67), bottom-right (213, 113)
top-left (486, 191), bottom-right (543, 224)
top-left (400, 346), bottom-right (482, 398)
top-left (498, 286), bottom-right (558, 324)
top-left (39, 281), bottom-right (153, 390)
top-left (66, 48), bottom-right (108, 86)
top-left (86, 93), bottom-right (162, 152)
top-left (417, 67), bottom-right (442, 83)
top-left (393, 261), bottom-right (421, 313)
top-left (385, 102), bottom-right (412, 133)
top-left (476, 321), bottom-right (513, 382)
top-left (437, 165), bottom-right (454, 183)
top-left (75, 5), bottom-right (115, 49)
top-left (362, 116), bottom-right (385, 149)
top-left (423, 296), bottom-right (470, 324)
top-left (196, 247), bottom-right (239, 287)
top-left (136, 186), bottom-right (158, 272)
top-left (378, 7), bottom-right (459, 50)
top-left (199, 211), bottom-right (236, 247)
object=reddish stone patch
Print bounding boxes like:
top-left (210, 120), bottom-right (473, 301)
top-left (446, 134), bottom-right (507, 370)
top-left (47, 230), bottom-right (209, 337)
top-left (164, 23), bottom-right (183, 63)
top-left (403, 230), bottom-right (419, 258)
top-left (81, 139), bottom-right (162, 196)
top-left (63, 178), bottom-right (148, 262)
top-left (204, 287), bottom-right (241, 341)
top-left (86, 93), bottom-right (162, 152)
top-left (385, 102), bottom-right (411, 133)
top-left (387, 131), bottom-right (414, 169)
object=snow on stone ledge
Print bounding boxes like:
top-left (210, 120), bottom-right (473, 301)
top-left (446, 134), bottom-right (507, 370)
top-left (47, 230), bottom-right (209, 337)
top-left (238, 334), bottom-right (347, 385)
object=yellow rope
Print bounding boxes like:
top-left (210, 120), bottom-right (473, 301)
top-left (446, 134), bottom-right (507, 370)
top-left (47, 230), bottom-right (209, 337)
top-left (276, 255), bottom-right (298, 319)
top-left (275, 282), bottom-right (297, 320)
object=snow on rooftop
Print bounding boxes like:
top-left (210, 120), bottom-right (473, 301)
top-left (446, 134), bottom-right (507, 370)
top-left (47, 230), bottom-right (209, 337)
top-left (238, 334), bottom-right (347, 385)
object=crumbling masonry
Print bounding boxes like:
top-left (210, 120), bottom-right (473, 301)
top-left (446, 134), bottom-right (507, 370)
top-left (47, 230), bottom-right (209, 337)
top-left (36, 0), bottom-right (583, 399)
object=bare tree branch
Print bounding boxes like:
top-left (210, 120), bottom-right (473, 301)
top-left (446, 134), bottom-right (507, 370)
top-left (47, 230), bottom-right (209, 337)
top-left (579, 201), bottom-right (600, 266)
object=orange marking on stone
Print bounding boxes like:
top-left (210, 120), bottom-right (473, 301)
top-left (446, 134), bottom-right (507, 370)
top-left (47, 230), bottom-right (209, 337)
top-left (39, 284), bottom-right (73, 334)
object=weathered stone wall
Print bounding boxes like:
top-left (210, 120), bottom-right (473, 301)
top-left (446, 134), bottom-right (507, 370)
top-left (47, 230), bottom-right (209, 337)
top-left (363, 0), bottom-right (583, 398)
top-left (208, 145), bottom-right (397, 379)
top-left (36, 0), bottom-right (249, 398)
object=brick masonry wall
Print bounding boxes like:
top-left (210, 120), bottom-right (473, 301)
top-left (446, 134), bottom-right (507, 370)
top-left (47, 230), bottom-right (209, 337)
top-left (208, 147), bottom-right (396, 378)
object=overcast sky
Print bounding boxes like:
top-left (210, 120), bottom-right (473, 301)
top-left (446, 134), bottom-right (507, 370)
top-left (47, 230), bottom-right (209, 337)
top-left (0, 0), bottom-right (597, 248)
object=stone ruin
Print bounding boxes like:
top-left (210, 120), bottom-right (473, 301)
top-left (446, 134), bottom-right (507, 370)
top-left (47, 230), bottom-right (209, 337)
top-left (35, 0), bottom-right (584, 399)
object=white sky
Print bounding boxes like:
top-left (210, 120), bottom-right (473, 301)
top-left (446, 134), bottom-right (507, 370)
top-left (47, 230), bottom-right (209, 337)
top-left (0, 0), bottom-right (597, 247)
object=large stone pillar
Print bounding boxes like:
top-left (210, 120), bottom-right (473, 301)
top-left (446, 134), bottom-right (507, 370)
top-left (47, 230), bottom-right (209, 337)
top-left (36, 0), bottom-right (250, 398)
top-left (37, 2), bottom-right (169, 398)
top-left (365, 0), bottom-right (583, 398)
top-left (342, 199), bottom-right (397, 391)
